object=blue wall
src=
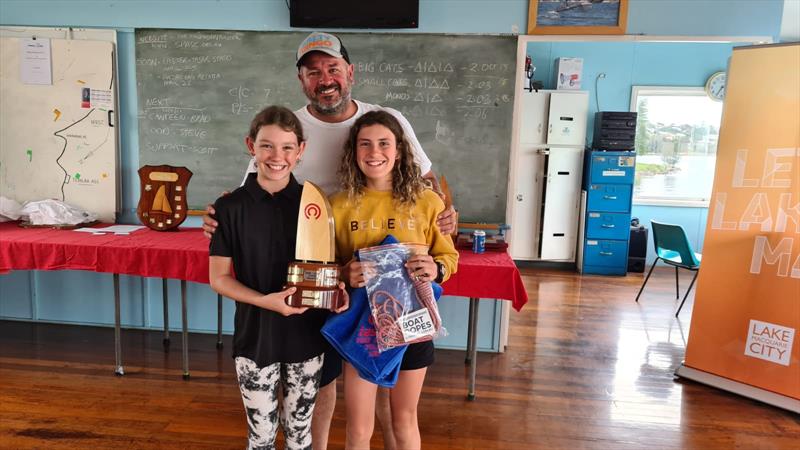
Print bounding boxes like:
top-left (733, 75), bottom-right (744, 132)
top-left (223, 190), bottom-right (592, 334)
top-left (524, 39), bottom-right (738, 264)
top-left (0, 0), bottom-right (785, 344)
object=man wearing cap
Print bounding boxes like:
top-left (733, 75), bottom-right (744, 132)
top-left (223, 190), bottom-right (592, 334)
top-left (204, 31), bottom-right (456, 450)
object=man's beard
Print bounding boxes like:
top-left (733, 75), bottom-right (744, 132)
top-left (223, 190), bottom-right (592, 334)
top-left (305, 83), bottom-right (352, 116)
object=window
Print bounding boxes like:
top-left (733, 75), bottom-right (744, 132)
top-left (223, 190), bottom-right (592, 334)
top-left (630, 86), bottom-right (723, 206)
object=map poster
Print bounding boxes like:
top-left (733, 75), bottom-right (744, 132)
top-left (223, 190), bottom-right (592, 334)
top-left (1, 37), bottom-right (118, 222)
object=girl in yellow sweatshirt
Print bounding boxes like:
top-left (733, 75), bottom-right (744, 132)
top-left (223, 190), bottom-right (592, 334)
top-left (329, 110), bottom-right (458, 450)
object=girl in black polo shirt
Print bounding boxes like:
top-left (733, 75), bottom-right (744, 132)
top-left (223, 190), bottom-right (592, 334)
top-left (209, 106), bottom-right (344, 450)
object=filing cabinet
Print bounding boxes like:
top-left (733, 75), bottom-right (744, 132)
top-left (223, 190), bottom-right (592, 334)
top-left (577, 150), bottom-right (636, 275)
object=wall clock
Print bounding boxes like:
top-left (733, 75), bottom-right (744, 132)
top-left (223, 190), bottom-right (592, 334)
top-left (705, 71), bottom-right (726, 101)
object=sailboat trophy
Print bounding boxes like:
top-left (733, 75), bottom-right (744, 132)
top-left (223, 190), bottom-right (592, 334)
top-left (136, 165), bottom-right (193, 231)
top-left (285, 182), bottom-right (344, 310)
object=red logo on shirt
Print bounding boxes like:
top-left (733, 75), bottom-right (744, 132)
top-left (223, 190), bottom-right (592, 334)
top-left (304, 203), bottom-right (321, 220)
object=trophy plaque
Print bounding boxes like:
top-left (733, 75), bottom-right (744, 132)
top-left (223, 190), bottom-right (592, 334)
top-left (136, 165), bottom-right (192, 231)
top-left (285, 182), bottom-right (344, 310)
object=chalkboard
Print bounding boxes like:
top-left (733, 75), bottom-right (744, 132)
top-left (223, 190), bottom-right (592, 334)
top-left (135, 29), bottom-right (516, 222)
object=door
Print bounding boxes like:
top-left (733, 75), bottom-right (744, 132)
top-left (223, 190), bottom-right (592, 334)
top-left (540, 147), bottom-right (584, 261)
top-left (547, 91), bottom-right (588, 146)
top-left (509, 145), bottom-right (546, 260)
top-left (519, 91), bottom-right (549, 145)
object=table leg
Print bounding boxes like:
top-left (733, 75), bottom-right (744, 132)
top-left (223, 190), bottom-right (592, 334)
top-left (162, 278), bottom-right (170, 348)
top-left (465, 298), bottom-right (476, 364)
top-left (113, 274), bottom-right (124, 376)
top-left (216, 294), bottom-right (224, 349)
top-left (467, 297), bottom-right (479, 401)
top-left (181, 280), bottom-right (189, 380)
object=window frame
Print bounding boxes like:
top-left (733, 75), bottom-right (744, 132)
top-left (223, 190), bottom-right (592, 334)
top-left (629, 85), bottom-right (721, 208)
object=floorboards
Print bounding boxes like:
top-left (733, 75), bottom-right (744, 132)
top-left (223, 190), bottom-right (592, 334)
top-left (1, 267), bottom-right (798, 449)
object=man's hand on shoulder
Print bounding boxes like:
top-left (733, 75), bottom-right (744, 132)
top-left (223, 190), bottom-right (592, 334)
top-left (202, 203), bottom-right (218, 239)
top-left (202, 191), bottom-right (230, 239)
top-left (436, 205), bottom-right (457, 235)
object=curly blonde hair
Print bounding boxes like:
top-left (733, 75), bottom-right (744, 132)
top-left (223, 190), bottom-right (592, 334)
top-left (338, 111), bottom-right (429, 206)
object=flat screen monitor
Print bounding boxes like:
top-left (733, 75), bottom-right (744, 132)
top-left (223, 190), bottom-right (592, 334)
top-left (289, 0), bottom-right (419, 29)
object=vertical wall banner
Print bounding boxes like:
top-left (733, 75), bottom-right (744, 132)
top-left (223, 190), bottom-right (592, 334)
top-left (678, 43), bottom-right (800, 410)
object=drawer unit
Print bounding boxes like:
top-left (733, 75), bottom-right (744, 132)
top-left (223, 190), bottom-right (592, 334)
top-left (579, 150), bottom-right (635, 276)
top-left (586, 152), bottom-right (636, 185)
top-left (586, 184), bottom-right (632, 212)
top-left (583, 239), bottom-right (629, 268)
top-left (585, 212), bottom-right (630, 240)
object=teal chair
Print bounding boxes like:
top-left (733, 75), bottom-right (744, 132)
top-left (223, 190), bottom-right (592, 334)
top-left (635, 221), bottom-right (702, 317)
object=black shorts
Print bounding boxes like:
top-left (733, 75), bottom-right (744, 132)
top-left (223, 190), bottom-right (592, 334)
top-left (400, 340), bottom-right (435, 370)
top-left (320, 346), bottom-right (342, 387)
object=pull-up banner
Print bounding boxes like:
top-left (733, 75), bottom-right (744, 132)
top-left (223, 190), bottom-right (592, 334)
top-left (679, 43), bottom-right (799, 409)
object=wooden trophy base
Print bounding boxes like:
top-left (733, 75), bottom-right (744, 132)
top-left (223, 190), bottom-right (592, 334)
top-left (285, 262), bottom-right (344, 310)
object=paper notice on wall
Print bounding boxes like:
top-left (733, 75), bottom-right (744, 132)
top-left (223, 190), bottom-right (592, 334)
top-left (90, 89), bottom-right (113, 109)
top-left (20, 38), bottom-right (52, 85)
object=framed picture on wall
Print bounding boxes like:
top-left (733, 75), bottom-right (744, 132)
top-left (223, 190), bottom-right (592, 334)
top-left (528, 0), bottom-right (629, 35)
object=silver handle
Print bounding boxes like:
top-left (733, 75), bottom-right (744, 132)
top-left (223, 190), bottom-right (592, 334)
top-left (536, 149), bottom-right (550, 155)
top-left (599, 251), bottom-right (613, 256)
top-left (603, 195), bottom-right (618, 200)
top-left (601, 224), bottom-right (615, 228)
top-left (516, 194), bottom-right (523, 201)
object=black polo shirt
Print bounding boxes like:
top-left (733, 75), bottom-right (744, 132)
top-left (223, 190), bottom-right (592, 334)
top-left (210, 173), bottom-right (328, 367)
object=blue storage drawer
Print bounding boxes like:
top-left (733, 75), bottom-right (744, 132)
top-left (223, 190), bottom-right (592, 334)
top-left (585, 212), bottom-right (630, 240)
top-left (586, 184), bottom-right (632, 212)
top-left (583, 239), bottom-right (629, 268)
top-left (588, 152), bottom-right (636, 184)
top-left (582, 263), bottom-right (628, 276)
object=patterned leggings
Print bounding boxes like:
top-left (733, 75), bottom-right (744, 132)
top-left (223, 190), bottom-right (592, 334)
top-left (234, 354), bottom-right (324, 450)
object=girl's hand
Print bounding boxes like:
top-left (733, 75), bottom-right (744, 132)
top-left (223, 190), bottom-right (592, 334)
top-left (405, 254), bottom-right (436, 282)
top-left (342, 259), bottom-right (377, 288)
top-left (255, 287), bottom-right (309, 316)
top-left (332, 281), bottom-right (350, 313)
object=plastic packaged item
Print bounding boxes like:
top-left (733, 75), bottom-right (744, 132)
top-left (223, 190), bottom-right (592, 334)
top-left (359, 242), bottom-right (446, 352)
top-left (19, 199), bottom-right (98, 225)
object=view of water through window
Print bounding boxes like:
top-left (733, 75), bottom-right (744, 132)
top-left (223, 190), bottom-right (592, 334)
top-left (632, 89), bottom-right (723, 204)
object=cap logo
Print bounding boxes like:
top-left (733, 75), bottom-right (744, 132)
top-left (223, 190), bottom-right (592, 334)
top-left (300, 38), bottom-right (335, 55)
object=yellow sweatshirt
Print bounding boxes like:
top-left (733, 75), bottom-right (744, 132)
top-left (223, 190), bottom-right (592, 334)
top-left (329, 188), bottom-right (458, 281)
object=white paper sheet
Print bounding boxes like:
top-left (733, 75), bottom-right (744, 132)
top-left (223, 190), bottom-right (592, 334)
top-left (20, 38), bottom-right (52, 85)
top-left (74, 224), bottom-right (145, 235)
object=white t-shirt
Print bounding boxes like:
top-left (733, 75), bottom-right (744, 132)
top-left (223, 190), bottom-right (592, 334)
top-left (242, 99), bottom-right (432, 195)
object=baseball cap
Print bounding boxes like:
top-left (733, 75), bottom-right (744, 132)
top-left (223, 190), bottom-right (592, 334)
top-left (296, 32), bottom-right (351, 67)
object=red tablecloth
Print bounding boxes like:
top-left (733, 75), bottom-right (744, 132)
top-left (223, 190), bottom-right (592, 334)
top-left (0, 221), bottom-right (528, 310)
top-left (442, 250), bottom-right (528, 311)
top-left (0, 222), bottom-right (209, 283)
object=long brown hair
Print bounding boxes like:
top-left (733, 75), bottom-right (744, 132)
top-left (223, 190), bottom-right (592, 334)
top-left (338, 111), bottom-right (428, 206)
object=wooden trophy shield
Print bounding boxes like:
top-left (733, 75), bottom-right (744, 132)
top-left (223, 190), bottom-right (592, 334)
top-left (136, 165), bottom-right (193, 231)
top-left (284, 182), bottom-right (343, 310)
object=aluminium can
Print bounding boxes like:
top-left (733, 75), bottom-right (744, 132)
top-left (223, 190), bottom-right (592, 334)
top-left (472, 230), bottom-right (486, 254)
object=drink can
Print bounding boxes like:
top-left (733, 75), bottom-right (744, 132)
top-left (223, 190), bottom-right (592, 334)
top-left (472, 230), bottom-right (486, 254)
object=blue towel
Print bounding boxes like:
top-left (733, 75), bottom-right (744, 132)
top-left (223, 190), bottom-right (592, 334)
top-left (321, 235), bottom-right (442, 387)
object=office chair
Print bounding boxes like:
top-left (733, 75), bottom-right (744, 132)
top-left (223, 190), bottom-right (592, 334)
top-left (635, 220), bottom-right (702, 317)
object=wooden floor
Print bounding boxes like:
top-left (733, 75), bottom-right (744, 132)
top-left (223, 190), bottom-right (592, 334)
top-left (1, 267), bottom-right (798, 449)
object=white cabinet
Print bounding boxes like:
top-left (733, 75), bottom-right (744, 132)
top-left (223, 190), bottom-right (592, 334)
top-left (509, 90), bottom-right (588, 262)
top-left (519, 93), bottom-right (550, 145)
top-left (547, 92), bottom-right (588, 146)
top-left (540, 147), bottom-right (584, 260)
top-left (509, 145), bottom-right (546, 260)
